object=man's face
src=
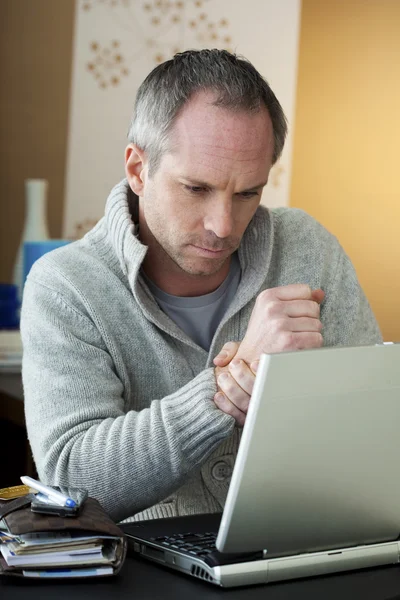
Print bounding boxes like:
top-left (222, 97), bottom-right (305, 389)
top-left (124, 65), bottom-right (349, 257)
top-left (130, 91), bottom-right (275, 290)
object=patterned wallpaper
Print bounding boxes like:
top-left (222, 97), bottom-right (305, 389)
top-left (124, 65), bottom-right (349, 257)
top-left (64, 0), bottom-right (301, 237)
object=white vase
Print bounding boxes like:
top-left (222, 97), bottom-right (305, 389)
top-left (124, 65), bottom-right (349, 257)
top-left (13, 179), bottom-right (50, 299)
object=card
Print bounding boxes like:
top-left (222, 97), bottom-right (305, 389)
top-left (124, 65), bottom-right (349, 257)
top-left (0, 485), bottom-right (31, 500)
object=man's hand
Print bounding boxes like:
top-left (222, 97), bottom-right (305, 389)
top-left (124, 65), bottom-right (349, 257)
top-left (213, 342), bottom-right (257, 427)
top-left (235, 284), bottom-right (324, 365)
top-left (212, 285), bottom-right (325, 427)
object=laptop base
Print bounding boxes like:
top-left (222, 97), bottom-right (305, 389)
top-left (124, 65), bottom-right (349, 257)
top-left (121, 515), bottom-right (400, 588)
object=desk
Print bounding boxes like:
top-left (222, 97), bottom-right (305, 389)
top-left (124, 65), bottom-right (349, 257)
top-left (0, 356), bottom-right (399, 598)
top-left (1, 554), bottom-right (400, 599)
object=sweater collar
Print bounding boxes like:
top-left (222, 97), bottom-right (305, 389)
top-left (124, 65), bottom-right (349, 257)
top-left (104, 179), bottom-right (146, 284)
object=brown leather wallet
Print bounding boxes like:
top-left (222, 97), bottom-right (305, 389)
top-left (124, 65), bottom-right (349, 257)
top-left (0, 496), bottom-right (127, 579)
top-left (0, 495), bottom-right (35, 520)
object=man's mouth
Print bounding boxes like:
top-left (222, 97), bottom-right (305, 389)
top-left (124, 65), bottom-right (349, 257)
top-left (190, 245), bottom-right (231, 256)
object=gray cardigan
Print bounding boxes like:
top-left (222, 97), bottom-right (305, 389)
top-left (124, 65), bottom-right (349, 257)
top-left (21, 180), bottom-right (382, 522)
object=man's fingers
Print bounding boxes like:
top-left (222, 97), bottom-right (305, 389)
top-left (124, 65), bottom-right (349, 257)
top-left (258, 285), bottom-right (325, 304)
top-left (214, 359), bottom-right (255, 427)
top-left (291, 331), bottom-right (323, 350)
top-left (289, 317), bottom-right (323, 333)
top-left (234, 285), bottom-right (326, 364)
top-left (213, 341), bottom-right (240, 367)
top-left (228, 359), bottom-right (256, 395)
top-left (217, 372), bottom-right (250, 413)
top-left (311, 288), bottom-right (325, 304)
top-left (250, 360), bottom-right (259, 373)
top-left (214, 392), bottom-right (246, 427)
top-left (258, 284), bottom-right (313, 303)
top-left (284, 299), bottom-right (321, 319)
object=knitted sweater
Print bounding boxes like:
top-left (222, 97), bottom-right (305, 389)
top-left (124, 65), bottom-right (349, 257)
top-left (21, 180), bottom-right (382, 522)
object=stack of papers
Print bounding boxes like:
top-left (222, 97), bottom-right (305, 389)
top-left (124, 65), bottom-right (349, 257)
top-left (0, 330), bottom-right (22, 371)
top-left (0, 495), bottom-right (126, 579)
top-left (0, 531), bottom-right (117, 578)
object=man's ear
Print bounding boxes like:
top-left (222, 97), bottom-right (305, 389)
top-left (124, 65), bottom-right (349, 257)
top-left (125, 143), bottom-right (148, 196)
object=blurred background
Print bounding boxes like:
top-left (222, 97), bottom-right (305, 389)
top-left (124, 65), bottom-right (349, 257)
top-left (0, 0), bottom-right (399, 482)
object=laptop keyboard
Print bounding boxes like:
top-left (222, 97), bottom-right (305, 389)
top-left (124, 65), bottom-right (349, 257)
top-left (151, 531), bottom-right (217, 559)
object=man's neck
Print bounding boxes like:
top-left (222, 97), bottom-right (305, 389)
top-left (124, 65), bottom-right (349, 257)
top-left (141, 252), bottom-right (232, 297)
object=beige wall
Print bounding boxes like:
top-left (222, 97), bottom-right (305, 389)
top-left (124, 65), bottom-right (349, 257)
top-left (291, 0), bottom-right (400, 341)
top-left (2, 0), bottom-right (399, 342)
top-left (0, 0), bottom-right (75, 282)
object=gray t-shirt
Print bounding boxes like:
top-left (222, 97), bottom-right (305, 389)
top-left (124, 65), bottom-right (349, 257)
top-left (142, 253), bottom-right (241, 350)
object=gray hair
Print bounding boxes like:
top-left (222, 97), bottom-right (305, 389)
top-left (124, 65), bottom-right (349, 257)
top-left (128, 49), bottom-right (287, 175)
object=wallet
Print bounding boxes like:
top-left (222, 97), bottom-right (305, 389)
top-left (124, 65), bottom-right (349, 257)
top-left (0, 495), bottom-right (127, 579)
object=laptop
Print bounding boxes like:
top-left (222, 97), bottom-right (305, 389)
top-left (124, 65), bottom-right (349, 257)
top-left (121, 343), bottom-right (400, 587)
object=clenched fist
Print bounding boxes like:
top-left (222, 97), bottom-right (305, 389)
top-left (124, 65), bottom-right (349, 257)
top-left (235, 284), bottom-right (324, 365)
top-left (212, 284), bottom-right (325, 426)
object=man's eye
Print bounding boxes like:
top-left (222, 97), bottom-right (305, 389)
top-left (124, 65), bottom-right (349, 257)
top-left (185, 185), bottom-right (207, 194)
top-left (239, 191), bottom-right (259, 199)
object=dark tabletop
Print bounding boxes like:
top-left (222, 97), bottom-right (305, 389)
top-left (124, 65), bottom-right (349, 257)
top-left (2, 553), bottom-right (400, 599)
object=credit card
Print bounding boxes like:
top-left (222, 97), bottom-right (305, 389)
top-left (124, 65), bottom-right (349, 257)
top-left (0, 484), bottom-right (32, 500)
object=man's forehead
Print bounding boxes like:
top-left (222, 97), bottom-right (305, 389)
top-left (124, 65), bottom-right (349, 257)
top-left (163, 98), bottom-right (274, 178)
top-left (171, 90), bottom-right (273, 151)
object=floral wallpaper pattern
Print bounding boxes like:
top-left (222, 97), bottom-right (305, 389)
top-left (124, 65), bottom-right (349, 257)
top-left (64, 0), bottom-right (301, 237)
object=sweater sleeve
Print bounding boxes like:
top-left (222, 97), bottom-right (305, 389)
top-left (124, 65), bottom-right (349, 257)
top-left (271, 208), bottom-right (382, 348)
top-left (21, 277), bottom-right (234, 522)
top-left (321, 245), bottom-right (383, 347)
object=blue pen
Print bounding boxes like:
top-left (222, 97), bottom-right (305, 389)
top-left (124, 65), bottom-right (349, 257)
top-left (34, 492), bottom-right (60, 505)
top-left (20, 476), bottom-right (76, 508)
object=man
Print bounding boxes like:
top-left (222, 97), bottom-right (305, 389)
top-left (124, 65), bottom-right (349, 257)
top-left (21, 49), bottom-right (381, 523)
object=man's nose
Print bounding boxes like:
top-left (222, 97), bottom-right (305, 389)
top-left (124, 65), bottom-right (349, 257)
top-left (203, 200), bottom-right (234, 239)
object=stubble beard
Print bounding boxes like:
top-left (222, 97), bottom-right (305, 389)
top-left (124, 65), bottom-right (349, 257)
top-left (142, 208), bottom-right (239, 277)
top-left (163, 241), bottom-right (233, 277)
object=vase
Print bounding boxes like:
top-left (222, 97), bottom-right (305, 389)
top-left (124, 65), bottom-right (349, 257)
top-left (12, 179), bottom-right (50, 299)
